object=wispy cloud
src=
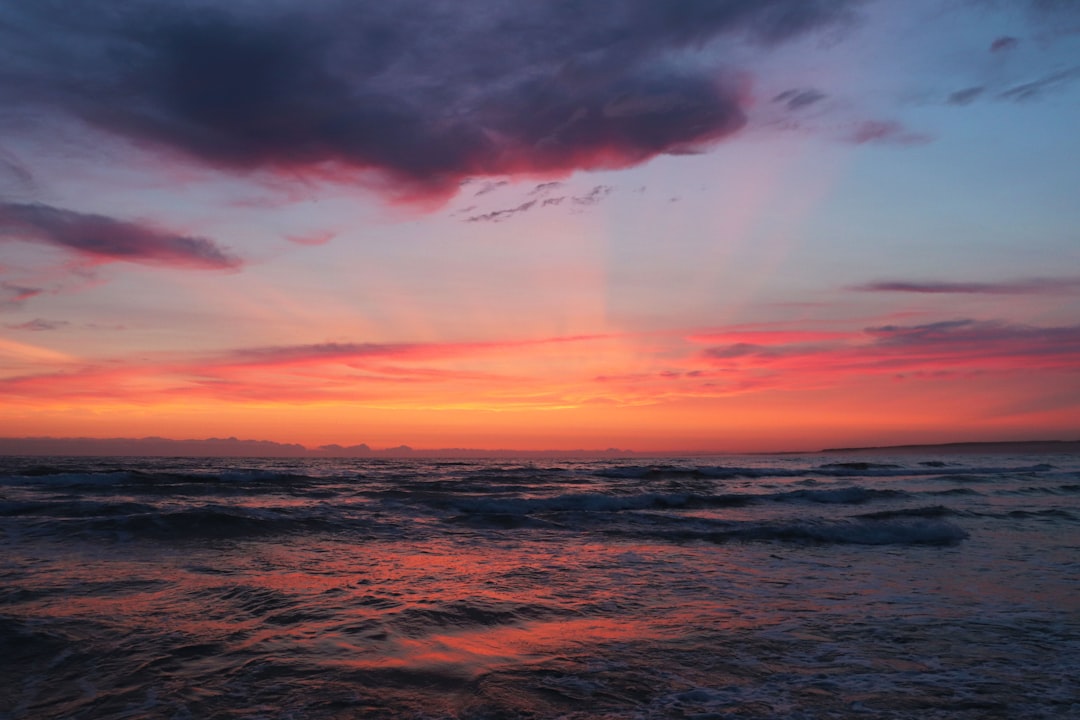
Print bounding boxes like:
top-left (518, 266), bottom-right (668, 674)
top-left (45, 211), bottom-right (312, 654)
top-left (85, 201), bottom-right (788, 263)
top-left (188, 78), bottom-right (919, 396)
top-left (285, 230), bottom-right (335, 246)
top-left (5, 319), bottom-right (1077, 413)
top-left (0, 202), bottom-right (241, 269)
top-left (464, 185), bottom-right (614, 222)
top-left (999, 66), bottom-right (1080, 101)
top-left (845, 120), bottom-right (931, 146)
top-left (698, 319), bottom-right (1080, 383)
top-left (0, 332), bottom-right (622, 406)
top-left (990, 35), bottom-right (1019, 53)
top-left (951, 67), bottom-right (1080, 107)
top-left (5, 318), bottom-right (69, 331)
top-left (0, 148), bottom-right (35, 195)
top-left (773, 88), bottom-right (827, 111)
top-left (465, 200), bottom-right (538, 224)
top-left (852, 277), bottom-right (1080, 295)
top-left (948, 87), bottom-right (985, 106)
top-left (0, 281), bottom-right (44, 307)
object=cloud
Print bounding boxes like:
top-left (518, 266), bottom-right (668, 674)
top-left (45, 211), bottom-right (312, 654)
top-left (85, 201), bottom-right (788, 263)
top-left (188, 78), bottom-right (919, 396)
top-left (862, 319), bottom-right (1080, 351)
top-left (229, 341), bottom-right (416, 366)
top-left (999, 66), bottom-right (1080, 101)
top-left (463, 184), bottom-right (614, 222)
top-left (773, 88), bottom-right (827, 110)
top-left (3, 319), bottom-right (1077, 411)
top-left (990, 35), bottom-right (1019, 53)
top-left (846, 120), bottom-right (931, 146)
top-left (530, 182), bottom-right (565, 196)
top-left (473, 180), bottom-right (509, 197)
top-left (0, 331), bottom-right (623, 407)
top-left (285, 230), bottom-right (335, 246)
top-left (698, 319), bottom-right (1080, 384)
top-left (0, 201), bottom-right (241, 269)
top-left (0, 148), bottom-right (35, 195)
top-left (572, 185), bottom-right (614, 206)
top-left (948, 68), bottom-right (1080, 108)
top-left (948, 86), bottom-right (985, 105)
top-left (0, 1), bottom-right (863, 201)
top-left (6, 318), bottom-right (69, 331)
top-left (1, 281), bottom-right (44, 306)
top-left (852, 277), bottom-right (1080, 294)
top-left (465, 199), bottom-right (538, 223)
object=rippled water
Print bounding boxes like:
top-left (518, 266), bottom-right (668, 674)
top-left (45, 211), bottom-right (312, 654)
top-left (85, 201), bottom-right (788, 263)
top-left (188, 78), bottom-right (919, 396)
top-left (2, 453), bottom-right (1078, 718)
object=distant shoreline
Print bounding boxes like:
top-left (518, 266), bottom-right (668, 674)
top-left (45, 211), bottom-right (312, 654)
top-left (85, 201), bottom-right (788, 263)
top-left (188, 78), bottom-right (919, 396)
top-left (0, 436), bottom-right (1077, 458)
top-left (819, 440), bottom-right (1080, 455)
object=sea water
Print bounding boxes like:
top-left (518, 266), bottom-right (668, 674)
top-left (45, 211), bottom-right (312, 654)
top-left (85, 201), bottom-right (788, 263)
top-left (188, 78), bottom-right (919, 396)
top-left (1, 453), bottom-right (1077, 719)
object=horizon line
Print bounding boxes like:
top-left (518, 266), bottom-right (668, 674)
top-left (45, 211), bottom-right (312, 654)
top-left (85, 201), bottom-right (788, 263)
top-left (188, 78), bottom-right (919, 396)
top-left (1, 435), bottom-right (1078, 458)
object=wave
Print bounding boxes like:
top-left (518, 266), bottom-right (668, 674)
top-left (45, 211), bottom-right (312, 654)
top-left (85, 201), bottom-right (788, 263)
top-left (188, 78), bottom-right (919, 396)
top-left (0, 498), bottom-right (157, 518)
top-left (0, 468), bottom-right (327, 491)
top-left (444, 485), bottom-right (908, 517)
top-left (854, 505), bottom-right (965, 520)
top-left (595, 465), bottom-right (804, 480)
top-left (620, 517), bottom-right (969, 546)
top-left (44, 505), bottom-right (358, 540)
top-left (446, 492), bottom-right (754, 516)
top-left (387, 600), bottom-right (566, 638)
top-left (774, 487), bottom-right (907, 504)
top-left (1002, 508), bottom-right (1077, 521)
top-left (592, 462), bottom-right (1058, 482)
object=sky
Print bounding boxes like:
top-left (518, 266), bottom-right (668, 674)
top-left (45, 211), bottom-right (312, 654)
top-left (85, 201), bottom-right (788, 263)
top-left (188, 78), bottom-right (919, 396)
top-left (1, 0), bottom-right (1079, 453)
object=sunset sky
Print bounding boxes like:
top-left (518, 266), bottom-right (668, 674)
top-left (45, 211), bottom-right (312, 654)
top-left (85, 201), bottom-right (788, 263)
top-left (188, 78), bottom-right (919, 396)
top-left (1, 0), bottom-right (1078, 452)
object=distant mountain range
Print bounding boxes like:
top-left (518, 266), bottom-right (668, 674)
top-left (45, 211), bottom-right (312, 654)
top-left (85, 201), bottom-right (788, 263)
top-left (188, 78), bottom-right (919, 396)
top-left (0, 436), bottom-right (633, 458)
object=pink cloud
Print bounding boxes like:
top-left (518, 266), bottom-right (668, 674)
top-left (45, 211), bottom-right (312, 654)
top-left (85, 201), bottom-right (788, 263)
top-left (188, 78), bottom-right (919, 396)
top-left (285, 230), bottom-right (336, 246)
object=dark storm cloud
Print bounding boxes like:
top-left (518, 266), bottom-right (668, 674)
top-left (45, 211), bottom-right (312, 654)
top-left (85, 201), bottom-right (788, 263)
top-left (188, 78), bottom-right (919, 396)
top-left (0, 0), bottom-right (863, 199)
top-left (0, 201), bottom-right (240, 269)
top-left (853, 278), bottom-right (1080, 294)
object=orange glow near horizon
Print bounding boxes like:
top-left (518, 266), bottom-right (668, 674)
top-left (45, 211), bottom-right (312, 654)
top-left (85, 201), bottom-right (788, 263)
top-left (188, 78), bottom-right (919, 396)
top-left (3, 317), bottom-right (1077, 452)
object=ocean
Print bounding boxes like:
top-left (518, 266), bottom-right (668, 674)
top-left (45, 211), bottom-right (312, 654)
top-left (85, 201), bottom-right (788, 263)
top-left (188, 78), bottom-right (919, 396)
top-left (1, 452), bottom-right (1077, 719)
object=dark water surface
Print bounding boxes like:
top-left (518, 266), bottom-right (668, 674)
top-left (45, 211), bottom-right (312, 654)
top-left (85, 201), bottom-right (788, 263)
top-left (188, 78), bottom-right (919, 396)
top-left (2, 454), bottom-right (1078, 718)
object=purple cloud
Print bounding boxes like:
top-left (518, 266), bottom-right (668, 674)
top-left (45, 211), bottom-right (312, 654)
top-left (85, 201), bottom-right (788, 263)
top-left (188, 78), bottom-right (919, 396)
top-left (0, 202), bottom-right (240, 269)
top-left (863, 319), bottom-right (1080, 351)
top-left (0, 1), bottom-right (863, 201)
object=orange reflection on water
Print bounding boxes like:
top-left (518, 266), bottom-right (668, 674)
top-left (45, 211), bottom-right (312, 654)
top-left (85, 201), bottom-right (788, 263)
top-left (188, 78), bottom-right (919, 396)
top-left (346, 616), bottom-right (646, 674)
